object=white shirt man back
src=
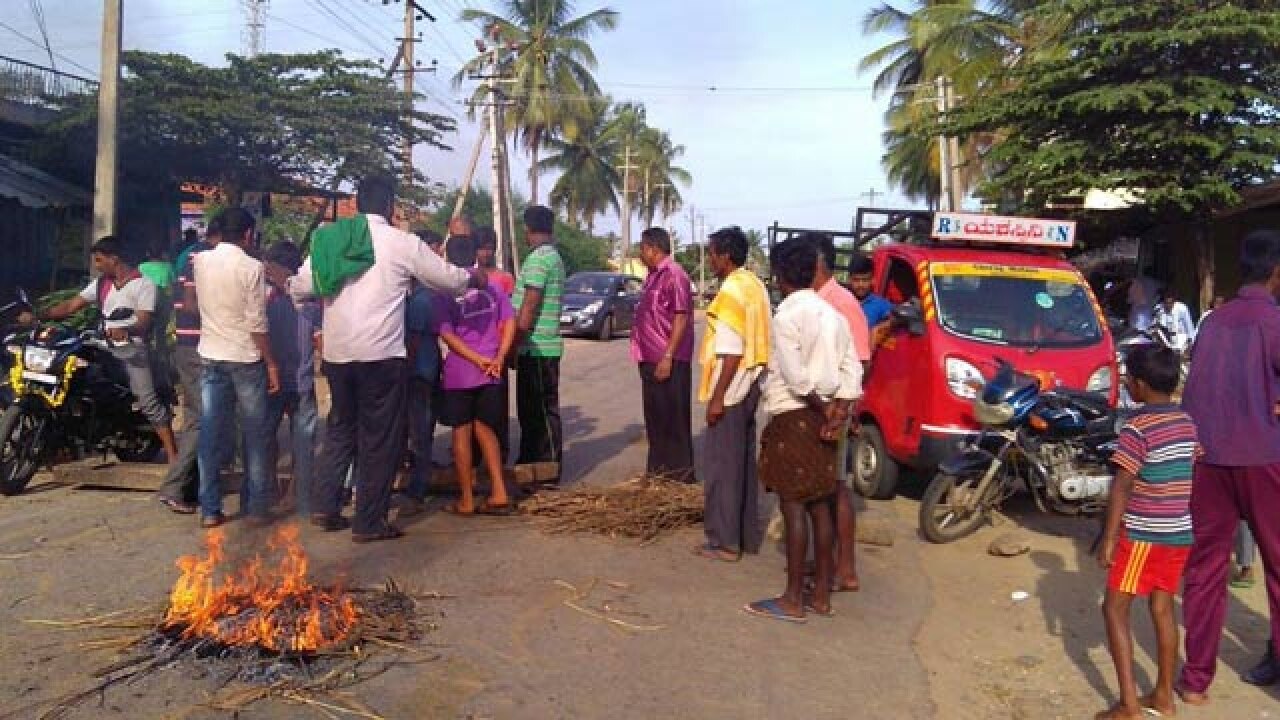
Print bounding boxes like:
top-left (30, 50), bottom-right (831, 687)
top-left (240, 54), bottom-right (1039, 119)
top-left (290, 214), bottom-right (471, 363)
top-left (762, 287), bottom-right (862, 415)
top-left (193, 241), bottom-right (268, 363)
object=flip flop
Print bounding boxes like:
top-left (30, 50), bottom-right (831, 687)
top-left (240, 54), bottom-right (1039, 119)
top-left (476, 500), bottom-right (516, 516)
top-left (442, 502), bottom-right (476, 517)
top-left (743, 599), bottom-right (806, 624)
top-left (693, 543), bottom-right (741, 562)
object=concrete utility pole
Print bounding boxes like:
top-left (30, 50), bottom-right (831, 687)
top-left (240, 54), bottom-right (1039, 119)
top-left (92, 0), bottom-right (123, 249)
top-left (473, 30), bottom-right (517, 272)
top-left (935, 76), bottom-right (953, 213)
top-left (945, 78), bottom-right (963, 212)
top-left (618, 145), bottom-right (638, 264)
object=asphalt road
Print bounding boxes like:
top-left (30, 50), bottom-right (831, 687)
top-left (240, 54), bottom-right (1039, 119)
top-left (0, 328), bottom-right (936, 719)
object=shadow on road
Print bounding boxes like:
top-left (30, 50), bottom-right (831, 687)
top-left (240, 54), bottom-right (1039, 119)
top-left (562, 405), bottom-right (643, 484)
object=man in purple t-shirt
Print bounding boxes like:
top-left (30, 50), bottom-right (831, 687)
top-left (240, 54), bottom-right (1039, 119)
top-left (633, 227), bottom-right (695, 483)
top-left (1178, 228), bottom-right (1280, 706)
top-left (433, 235), bottom-right (516, 515)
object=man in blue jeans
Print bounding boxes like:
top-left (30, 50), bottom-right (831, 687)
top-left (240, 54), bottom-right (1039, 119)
top-left (188, 207), bottom-right (280, 527)
top-left (263, 241), bottom-right (321, 517)
top-left (396, 230), bottom-right (444, 516)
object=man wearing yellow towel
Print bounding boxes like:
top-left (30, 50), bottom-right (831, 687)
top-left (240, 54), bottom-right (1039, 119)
top-left (694, 226), bottom-right (772, 562)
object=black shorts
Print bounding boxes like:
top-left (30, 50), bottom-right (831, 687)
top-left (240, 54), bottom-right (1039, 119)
top-left (439, 384), bottom-right (505, 430)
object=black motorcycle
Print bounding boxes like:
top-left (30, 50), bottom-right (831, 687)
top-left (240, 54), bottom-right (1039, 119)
top-left (1, 290), bottom-right (161, 495)
top-left (918, 360), bottom-right (1118, 543)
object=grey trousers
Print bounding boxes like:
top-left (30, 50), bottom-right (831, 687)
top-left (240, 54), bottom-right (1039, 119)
top-left (112, 341), bottom-right (170, 427)
top-left (702, 383), bottom-right (763, 554)
top-left (157, 345), bottom-right (201, 501)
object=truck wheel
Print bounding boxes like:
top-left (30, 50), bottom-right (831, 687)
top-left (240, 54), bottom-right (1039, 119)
top-left (0, 406), bottom-right (40, 496)
top-left (851, 424), bottom-right (900, 500)
top-left (919, 472), bottom-right (992, 543)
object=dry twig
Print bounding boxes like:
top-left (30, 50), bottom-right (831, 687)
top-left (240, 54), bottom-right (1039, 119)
top-left (521, 475), bottom-right (702, 544)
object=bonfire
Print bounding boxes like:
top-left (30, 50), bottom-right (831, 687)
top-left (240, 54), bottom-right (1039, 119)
top-left (162, 525), bottom-right (357, 654)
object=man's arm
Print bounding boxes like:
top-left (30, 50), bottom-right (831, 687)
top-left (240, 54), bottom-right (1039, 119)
top-left (42, 295), bottom-right (90, 321)
top-left (440, 330), bottom-right (492, 369)
top-left (406, 238), bottom-right (481, 295)
top-left (1098, 468), bottom-right (1136, 568)
top-left (515, 285), bottom-right (543, 350)
top-left (244, 265), bottom-right (279, 393)
top-left (706, 353), bottom-right (742, 427)
top-left (284, 257), bottom-right (315, 301)
top-left (654, 311), bottom-right (690, 382)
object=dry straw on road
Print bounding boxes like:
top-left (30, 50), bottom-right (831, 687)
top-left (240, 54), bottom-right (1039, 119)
top-left (520, 475), bottom-right (703, 544)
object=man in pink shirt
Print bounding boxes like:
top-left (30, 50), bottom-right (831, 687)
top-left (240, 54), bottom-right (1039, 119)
top-left (804, 232), bottom-right (868, 593)
top-left (633, 227), bottom-right (695, 482)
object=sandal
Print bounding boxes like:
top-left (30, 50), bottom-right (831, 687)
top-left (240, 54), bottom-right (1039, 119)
top-left (692, 543), bottom-right (741, 562)
top-left (476, 500), bottom-right (516, 516)
top-left (442, 502), bottom-right (475, 516)
top-left (743, 598), bottom-right (806, 624)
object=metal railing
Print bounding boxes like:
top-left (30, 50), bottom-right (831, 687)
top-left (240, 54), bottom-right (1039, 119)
top-left (0, 55), bottom-right (97, 107)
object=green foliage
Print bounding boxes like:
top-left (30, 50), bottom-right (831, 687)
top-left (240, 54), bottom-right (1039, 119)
top-left (46, 50), bottom-right (455, 203)
top-left (946, 0), bottom-right (1280, 220)
top-left (553, 221), bottom-right (610, 275)
top-left (36, 288), bottom-right (96, 330)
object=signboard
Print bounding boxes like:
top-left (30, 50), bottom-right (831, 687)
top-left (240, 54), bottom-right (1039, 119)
top-left (932, 212), bottom-right (1076, 248)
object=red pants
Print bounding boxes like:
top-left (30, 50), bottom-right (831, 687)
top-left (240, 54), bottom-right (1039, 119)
top-left (1180, 462), bottom-right (1280, 694)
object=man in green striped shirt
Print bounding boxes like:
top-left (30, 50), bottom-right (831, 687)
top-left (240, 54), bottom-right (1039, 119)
top-left (513, 205), bottom-right (566, 479)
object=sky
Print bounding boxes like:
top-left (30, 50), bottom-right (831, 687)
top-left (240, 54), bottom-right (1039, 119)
top-left (1, 0), bottom-right (917, 241)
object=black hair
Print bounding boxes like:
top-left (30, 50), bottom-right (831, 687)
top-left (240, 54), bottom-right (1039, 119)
top-left (641, 226), bottom-right (671, 254)
top-left (848, 252), bottom-right (874, 276)
top-left (417, 229), bottom-right (443, 246)
top-left (183, 227), bottom-right (198, 241)
top-left (216, 207), bottom-right (257, 242)
top-left (523, 205), bottom-right (555, 234)
top-left (91, 235), bottom-right (124, 259)
top-left (1160, 287), bottom-right (1176, 302)
top-left (205, 214), bottom-right (225, 238)
top-left (770, 238), bottom-right (818, 290)
top-left (356, 175), bottom-right (397, 217)
top-left (1127, 344), bottom-right (1180, 395)
top-left (474, 226), bottom-right (497, 250)
top-left (797, 231), bottom-right (836, 272)
top-left (265, 240), bottom-right (303, 272)
top-left (708, 226), bottom-right (748, 267)
top-left (446, 233), bottom-right (476, 267)
top-left (1241, 229), bottom-right (1280, 285)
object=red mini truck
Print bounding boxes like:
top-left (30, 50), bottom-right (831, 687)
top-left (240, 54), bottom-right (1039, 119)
top-left (850, 213), bottom-right (1117, 499)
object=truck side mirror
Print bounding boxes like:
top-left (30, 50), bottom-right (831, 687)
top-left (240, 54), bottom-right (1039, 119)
top-left (892, 301), bottom-right (925, 336)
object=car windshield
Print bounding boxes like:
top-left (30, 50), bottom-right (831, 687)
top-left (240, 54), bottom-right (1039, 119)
top-left (564, 275), bottom-right (615, 296)
top-left (930, 265), bottom-right (1102, 348)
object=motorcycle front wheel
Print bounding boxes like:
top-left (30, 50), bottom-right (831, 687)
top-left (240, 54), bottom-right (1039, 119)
top-left (919, 472), bottom-right (994, 544)
top-left (0, 405), bottom-right (42, 495)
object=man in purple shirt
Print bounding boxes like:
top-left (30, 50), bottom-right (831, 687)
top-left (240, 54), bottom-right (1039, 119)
top-left (633, 227), bottom-right (695, 483)
top-left (1178, 228), bottom-right (1280, 707)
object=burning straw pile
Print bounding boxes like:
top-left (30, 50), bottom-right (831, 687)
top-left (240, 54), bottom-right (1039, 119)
top-left (520, 475), bottom-right (703, 544)
top-left (30, 525), bottom-right (439, 720)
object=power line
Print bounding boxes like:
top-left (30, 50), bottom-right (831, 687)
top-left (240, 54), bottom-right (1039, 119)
top-left (27, 0), bottom-right (56, 72)
top-left (266, 13), bottom-right (382, 60)
top-left (0, 20), bottom-right (98, 78)
top-left (306, 0), bottom-right (385, 56)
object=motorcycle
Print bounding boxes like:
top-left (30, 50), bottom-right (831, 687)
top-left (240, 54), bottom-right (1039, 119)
top-left (1114, 323), bottom-right (1186, 408)
top-left (1, 291), bottom-right (162, 495)
top-left (918, 359), bottom-right (1119, 543)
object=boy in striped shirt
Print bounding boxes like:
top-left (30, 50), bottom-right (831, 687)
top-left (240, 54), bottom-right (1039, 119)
top-left (1096, 344), bottom-right (1200, 720)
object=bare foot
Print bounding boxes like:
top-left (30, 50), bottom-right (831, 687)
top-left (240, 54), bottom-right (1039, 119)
top-left (1176, 687), bottom-right (1209, 706)
top-left (1093, 703), bottom-right (1144, 720)
top-left (833, 573), bottom-right (861, 592)
top-left (1140, 692), bottom-right (1176, 717)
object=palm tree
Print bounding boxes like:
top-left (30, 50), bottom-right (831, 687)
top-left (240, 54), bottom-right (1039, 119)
top-left (538, 97), bottom-right (622, 234)
top-left (634, 127), bottom-right (692, 227)
top-left (454, 0), bottom-right (619, 205)
top-left (859, 0), bottom-right (1067, 205)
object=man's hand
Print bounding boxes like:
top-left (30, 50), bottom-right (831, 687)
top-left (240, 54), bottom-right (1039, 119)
top-left (706, 397), bottom-right (726, 427)
top-left (1096, 535), bottom-right (1117, 569)
top-left (654, 356), bottom-right (673, 382)
top-left (106, 327), bottom-right (129, 343)
top-left (266, 361), bottom-right (281, 395)
top-left (484, 356), bottom-right (504, 379)
top-left (16, 310), bottom-right (35, 327)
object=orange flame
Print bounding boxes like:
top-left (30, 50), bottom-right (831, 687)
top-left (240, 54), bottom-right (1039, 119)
top-left (163, 524), bottom-right (356, 653)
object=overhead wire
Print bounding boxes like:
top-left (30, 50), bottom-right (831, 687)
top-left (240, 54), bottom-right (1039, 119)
top-left (305, 0), bottom-right (386, 57)
top-left (0, 20), bottom-right (98, 78)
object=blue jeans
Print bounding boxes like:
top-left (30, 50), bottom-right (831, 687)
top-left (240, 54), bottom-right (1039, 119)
top-left (405, 377), bottom-right (436, 501)
top-left (264, 388), bottom-right (318, 516)
top-left (197, 359), bottom-right (271, 519)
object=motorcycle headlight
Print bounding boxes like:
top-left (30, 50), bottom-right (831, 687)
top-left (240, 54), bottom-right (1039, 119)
top-left (945, 357), bottom-right (985, 399)
top-left (4, 344), bottom-right (20, 359)
top-left (23, 346), bottom-right (55, 373)
top-left (581, 300), bottom-right (604, 316)
top-left (1087, 366), bottom-right (1113, 393)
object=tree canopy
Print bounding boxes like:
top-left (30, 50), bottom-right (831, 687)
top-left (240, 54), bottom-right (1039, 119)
top-left (46, 50), bottom-right (456, 205)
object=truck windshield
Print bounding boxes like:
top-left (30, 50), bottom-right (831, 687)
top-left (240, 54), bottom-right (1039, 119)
top-left (930, 265), bottom-right (1102, 348)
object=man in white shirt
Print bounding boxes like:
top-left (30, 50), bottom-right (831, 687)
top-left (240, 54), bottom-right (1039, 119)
top-left (695, 226), bottom-right (771, 562)
top-left (279, 175), bottom-right (485, 542)
top-left (1152, 288), bottom-right (1197, 353)
top-left (38, 236), bottom-right (178, 465)
top-left (746, 239), bottom-right (861, 624)
top-left (1128, 274), bottom-right (1159, 331)
top-left (189, 207), bottom-right (278, 528)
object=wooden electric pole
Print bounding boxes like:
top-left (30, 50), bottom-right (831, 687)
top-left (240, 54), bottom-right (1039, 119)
top-left (92, 0), bottom-right (123, 249)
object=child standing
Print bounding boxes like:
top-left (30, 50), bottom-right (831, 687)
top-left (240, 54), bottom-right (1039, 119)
top-left (434, 235), bottom-right (516, 515)
top-left (1096, 344), bottom-right (1200, 719)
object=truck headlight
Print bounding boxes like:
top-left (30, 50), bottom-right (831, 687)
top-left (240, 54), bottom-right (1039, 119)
top-left (945, 357), bottom-right (985, 399)
top-left (1087, 366), bottom-right (1113, 394)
